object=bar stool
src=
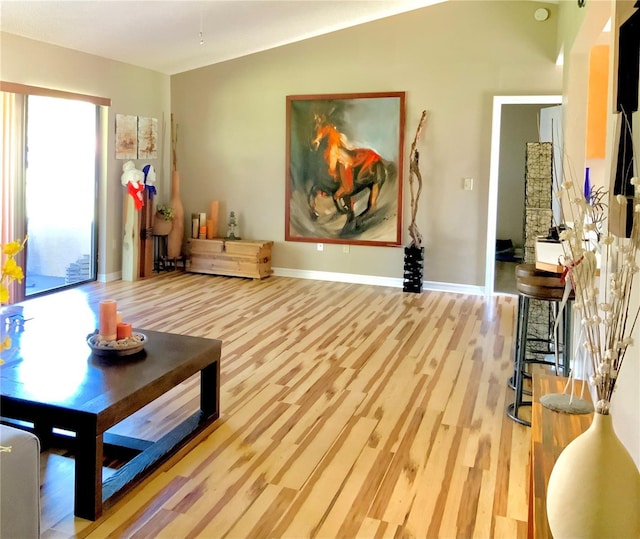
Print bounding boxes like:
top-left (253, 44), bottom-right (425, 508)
top-left (506, 263), bottom-right (574, 426)
top-left (509, 264), bottom-right (564, 391)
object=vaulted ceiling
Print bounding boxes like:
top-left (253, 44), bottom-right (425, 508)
top-left (0, 1), bottom-right (445, 75)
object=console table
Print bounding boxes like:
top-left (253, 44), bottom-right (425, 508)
top-left (188, 238), bottom-right (273, 279)
top-left (529, 366), bottom-right (593, 538)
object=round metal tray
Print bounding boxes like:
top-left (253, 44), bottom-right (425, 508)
top-left (87, 331), bottom-right (148, 357)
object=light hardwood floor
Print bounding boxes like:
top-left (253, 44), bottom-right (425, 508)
top-left (35, 273), bottom-right (530, 538)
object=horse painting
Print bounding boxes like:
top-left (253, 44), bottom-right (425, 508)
top-left (308, 114), bottom-right (396, 237)
top-left (286, 92), bottom-right (404, 245)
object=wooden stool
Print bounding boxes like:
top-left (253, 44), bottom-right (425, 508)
top-left (506, 264), bottom-right (573, 426)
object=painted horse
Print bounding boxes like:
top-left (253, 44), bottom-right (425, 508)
top-left (310, 115), bottom-right (394, 234)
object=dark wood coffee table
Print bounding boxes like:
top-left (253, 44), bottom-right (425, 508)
top-left (0, 291), bottom-right (221, 520)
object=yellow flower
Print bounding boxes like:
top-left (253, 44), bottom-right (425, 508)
top-left (2, 238), bottom-right (26, 257)
top-left (1, 335), bottom-right (11, 364)
top-left (2, 258), bottom-right (24, 282)
top-left (1, 236), bottom-right (26, 314)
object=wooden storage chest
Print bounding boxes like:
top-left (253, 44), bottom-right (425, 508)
top-left (188, 239), bottom-right (273, 279)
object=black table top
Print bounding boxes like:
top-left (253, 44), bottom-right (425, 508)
top-left (1, 289), bottom-right (221, 430)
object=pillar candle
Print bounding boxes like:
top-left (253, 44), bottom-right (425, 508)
top-left (206, 219), bottom-right (214, 239)
top-left (209, 200), bottom-right (219, 238)
top-left (116, 322), bottom-right (133, 340)
top-left (199, 212), bottom-right (207, 229)
top-left (99, 299), bottom-right (118, 341)
top-left (192, 218), bottom-right (199, 239)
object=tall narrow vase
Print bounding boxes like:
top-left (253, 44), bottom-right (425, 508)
top-left (167, 171), bottom-right (184, 260)
top-left (546, 411), bottom-right (640, 538)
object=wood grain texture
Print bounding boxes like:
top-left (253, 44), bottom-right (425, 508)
top-left (529, 366), bottom-right (593, 539)
top-left (29, 273), bottom-right (531, 538)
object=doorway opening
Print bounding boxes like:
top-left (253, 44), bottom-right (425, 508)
top-left (486, 95), bottom-right (562, 296)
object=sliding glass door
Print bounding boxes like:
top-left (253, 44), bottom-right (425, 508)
top-left (24, 95), bottom-right (98, 296)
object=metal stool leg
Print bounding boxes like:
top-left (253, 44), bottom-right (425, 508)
top-left (561, 300), bottom-right (572, 377)
top-left (509, 294), bottom-right (525, 390)
top-left (507, 295), bottom-right (532, 426)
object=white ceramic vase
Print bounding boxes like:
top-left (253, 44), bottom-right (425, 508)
top-left (546, 411), bottom-right (640, 539)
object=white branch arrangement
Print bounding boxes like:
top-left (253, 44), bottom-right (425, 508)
top-left (557, 119), bottom-right (639, 415)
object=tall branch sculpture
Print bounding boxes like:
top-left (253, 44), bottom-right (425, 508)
top-left (171, 114), bottom-right (179, 172)
top-left (408, 110), bottom-right (427, 248)
top-left (167, 114), bottom-right (184, 260)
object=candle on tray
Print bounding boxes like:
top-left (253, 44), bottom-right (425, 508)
top-left (99, 299), bottom-right (118, 341)
top-left (116, 322), bottom-right (133, 340)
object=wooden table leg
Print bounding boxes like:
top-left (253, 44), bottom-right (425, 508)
top-left (33, 421), bottom-right (54, 450)
top-left (200, 359), bottom-right (220, 419)
top-left (74, 429), bottom-right (103, 520)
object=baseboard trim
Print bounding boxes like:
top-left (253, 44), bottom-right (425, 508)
top-left (100, 267), bottom-right (485, 295)
top-left (271, 267), bottom-right (485, 296)
top-left (99, 271), bottom-right (122, 283)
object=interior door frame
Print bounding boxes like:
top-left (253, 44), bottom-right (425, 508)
top-left (485, 94), bottom-right (562, 295)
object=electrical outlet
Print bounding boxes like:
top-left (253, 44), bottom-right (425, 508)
top-left (317, 243), bottom-right (324, 251)
top-left (464, 177), bottom-right (474, 191)
top-left (343, 245), bottom-right (350, 253)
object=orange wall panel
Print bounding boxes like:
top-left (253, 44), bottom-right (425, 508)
top-left (586, 45), bottom-right (609, 159)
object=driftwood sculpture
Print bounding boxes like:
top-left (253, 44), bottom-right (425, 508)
top-left (408, 110), bottom-right (427, 248)
top-left (167, 114), bottom-right (184, 260)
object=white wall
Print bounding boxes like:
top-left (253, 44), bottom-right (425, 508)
top-left (171, 1), bottom-right (562, 287)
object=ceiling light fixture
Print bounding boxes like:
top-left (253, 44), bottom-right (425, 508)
top-left (199, 9), bottom-right (204, 45)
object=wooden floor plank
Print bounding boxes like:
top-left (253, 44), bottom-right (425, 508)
top-left (22, 274), bottom-right (530, 538)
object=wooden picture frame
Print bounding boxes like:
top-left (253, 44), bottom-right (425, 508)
top-left (285, 92), bottom-right (405, 246)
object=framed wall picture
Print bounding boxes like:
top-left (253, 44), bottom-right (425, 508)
top-left (285, 92), bottom-right (405, 246)
top-left (137, 116), bottom-right (158, 160)
top-left (115, 114), bottom-right (138, 160)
